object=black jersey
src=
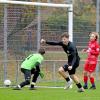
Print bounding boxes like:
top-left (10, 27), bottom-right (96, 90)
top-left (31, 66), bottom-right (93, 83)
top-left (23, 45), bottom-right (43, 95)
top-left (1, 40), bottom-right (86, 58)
top-left (46, 41), bottom-right (80, 68)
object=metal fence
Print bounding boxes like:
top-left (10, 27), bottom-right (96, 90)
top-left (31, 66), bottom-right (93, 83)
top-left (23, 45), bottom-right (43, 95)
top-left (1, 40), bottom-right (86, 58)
top-left (0, 0), bottom-right (100, 86)
top-left (0, 60), bottom-right (100, 86)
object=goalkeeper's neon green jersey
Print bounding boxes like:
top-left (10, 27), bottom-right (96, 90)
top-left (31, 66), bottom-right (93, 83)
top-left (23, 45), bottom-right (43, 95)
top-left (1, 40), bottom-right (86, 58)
top-left (21, 53), bottom-right (44, 70)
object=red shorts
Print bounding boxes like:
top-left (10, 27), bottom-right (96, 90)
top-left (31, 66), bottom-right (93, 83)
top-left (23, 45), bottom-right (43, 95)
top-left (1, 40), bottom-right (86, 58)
top-left (84, 60), bottom-right (97, 73)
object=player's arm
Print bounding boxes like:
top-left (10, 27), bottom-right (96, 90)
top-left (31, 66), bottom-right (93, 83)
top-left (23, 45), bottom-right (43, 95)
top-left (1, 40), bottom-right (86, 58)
top-left (81, 48), bottom-right (88, 52)
top-left (81, 42), bottom-right (89, 53)
top-left (35, 62), bottom-right (40, 72)
top-left (90, 43), bottom-right (99, 55)
top-left (41, 39), bottom-right (62, 46)
top-left (68, 45), bottom-right (77, 69)
top-left (35, 62), bottom-right (44, 78)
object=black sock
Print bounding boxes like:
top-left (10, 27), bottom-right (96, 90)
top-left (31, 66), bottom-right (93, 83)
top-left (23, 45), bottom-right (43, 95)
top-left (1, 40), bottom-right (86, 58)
top-left (20, 80), bottom-right (30, 88)
top-left (31, 84), bottom-right (34, 88)
top-left (65, 77), bottom-right (70, 82)
top-left (76, 83), bottom-right (82, 89)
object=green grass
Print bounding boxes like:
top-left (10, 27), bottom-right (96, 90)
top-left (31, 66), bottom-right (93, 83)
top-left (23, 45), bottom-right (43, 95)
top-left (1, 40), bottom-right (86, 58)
top-left (0, 82), bottom-right (100, 100)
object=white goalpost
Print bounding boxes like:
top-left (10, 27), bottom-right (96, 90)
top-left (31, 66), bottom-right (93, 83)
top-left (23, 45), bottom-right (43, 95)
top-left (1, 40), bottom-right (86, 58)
top-left (0, 0), bottom-right (73, 41)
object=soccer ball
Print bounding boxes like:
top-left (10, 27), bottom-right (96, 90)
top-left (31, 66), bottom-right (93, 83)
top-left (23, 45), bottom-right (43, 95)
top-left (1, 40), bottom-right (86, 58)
top-left (4, 80), bottom-right (11, 87)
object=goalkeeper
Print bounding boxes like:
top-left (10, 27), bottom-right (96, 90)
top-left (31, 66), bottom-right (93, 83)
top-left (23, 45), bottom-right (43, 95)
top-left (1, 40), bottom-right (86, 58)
top-left (13, 48), bottom-right (45, 90)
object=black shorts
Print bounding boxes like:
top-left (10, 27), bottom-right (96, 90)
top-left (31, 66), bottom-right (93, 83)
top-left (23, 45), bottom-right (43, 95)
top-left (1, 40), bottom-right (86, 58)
top-left (31, 68), bottom-right (35, 74)
top-left (63, 59), bottom-right (80, 75)
top-left (21, 68), bottom-right (31, 81)
top-left (63, 64), bottom-right (76, 75)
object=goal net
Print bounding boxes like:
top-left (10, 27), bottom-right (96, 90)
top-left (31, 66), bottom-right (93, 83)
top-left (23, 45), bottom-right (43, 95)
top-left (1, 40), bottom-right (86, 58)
top-left (0, 0), bottom-right (73, 86)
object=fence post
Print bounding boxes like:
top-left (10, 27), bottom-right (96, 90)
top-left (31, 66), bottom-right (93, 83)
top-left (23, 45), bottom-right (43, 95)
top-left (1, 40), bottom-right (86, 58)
top-left (53, 62), bottom-right (56, 86)
top-left (3, 4), bottom-right (8, 81)
top-left (15, 60), bottom-right (20, 85)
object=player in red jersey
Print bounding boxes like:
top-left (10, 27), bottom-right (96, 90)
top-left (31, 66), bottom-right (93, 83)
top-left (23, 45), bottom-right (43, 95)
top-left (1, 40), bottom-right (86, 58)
top-left (82, 32), bottom-right (99, 89)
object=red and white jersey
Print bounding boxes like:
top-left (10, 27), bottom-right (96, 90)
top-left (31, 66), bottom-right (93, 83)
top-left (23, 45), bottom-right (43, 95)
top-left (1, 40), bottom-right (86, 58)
top-left (86, 40), bottom-right (99, 63)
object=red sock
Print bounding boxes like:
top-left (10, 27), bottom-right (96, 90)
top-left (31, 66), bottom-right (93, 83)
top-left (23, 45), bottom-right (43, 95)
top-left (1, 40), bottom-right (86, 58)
top-left (90, 77), bottom-right (94, 84)
top-left (84, 76), bottom-right (88, 84)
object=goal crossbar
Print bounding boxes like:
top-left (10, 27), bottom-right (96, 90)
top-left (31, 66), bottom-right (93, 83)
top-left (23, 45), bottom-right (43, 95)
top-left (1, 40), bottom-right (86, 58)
top-left (0, 0), bottom-right (72, 8)
top-left (0, 0), bottom-right (73, 42)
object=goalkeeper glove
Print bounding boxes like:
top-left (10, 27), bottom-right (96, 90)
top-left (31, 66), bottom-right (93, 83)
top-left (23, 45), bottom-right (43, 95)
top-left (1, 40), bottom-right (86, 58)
top-left (39, 72), bottom-right (44, 78)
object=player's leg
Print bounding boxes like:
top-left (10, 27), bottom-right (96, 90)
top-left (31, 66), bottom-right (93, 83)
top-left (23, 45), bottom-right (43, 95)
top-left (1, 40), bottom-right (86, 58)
top-left (58, 65), bottom-right (73, 89)
top-left (30, 68), bottom-right (40, 90)
top-left (83, 71), bottom-right (88, 89)
top-left (70, 74), bottom-right (84, 92)
top-left (88, 64), bottom-right (96, 89)
top-left (66, 58), bottom-right (84, 92)
top-left (13, 68), bottom-right (31, 90)
top-left (69, 68), bottom-right (84, 92)
top-left (89, 73), bottom-right (96, 89)
top-left (83, 62), bottom-right (89, 89)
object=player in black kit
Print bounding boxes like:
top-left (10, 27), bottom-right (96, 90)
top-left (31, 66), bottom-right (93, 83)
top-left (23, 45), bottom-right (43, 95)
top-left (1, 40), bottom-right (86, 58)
top-left (41, 32), bottom-right (84, 92)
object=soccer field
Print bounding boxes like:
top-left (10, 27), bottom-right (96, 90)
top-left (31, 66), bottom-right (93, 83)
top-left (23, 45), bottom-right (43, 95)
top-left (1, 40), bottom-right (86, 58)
top-left (0, 82), bottom-right (100, 100)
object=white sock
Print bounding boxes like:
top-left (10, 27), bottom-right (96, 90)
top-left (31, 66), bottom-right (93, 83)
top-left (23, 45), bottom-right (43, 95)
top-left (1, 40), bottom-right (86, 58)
top-left (18, 85), bottom-right (21, 88)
